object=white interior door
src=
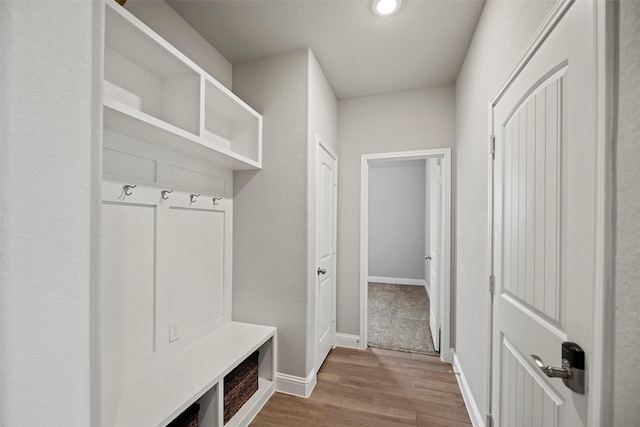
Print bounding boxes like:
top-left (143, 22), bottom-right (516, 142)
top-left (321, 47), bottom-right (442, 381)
top-left (316, 142), bottom-right (337, 372)
top-left (491, 2), bottom-right (596, 425)
top-left (429, 164), bottom-right (442, 352)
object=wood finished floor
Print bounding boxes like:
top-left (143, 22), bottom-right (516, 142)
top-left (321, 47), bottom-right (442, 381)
top-left (250, 347), bottom-right (471, 426)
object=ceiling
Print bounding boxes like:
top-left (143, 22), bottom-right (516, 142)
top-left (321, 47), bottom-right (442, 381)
top-left (167, 0), bottom-right (485, 99)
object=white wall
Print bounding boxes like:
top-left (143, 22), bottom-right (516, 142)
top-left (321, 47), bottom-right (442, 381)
top-left (454, 0), bottom-right (555, 415)
top-left (306, 50), bottom-right (338, 374)
top-left (126, 0), bottom-right (232, 89)
top-left (232, 48), bottom-right (337, 382)
top-left (368, 160), bottom-right (426, 281)
top-left (231, 49), bottom-right (310, 379)
top-left (336, 85), bottom-right (455, 335)
top-left (614, 1), bottom-right (640, 424)
top-left (308, 51), bottom-right (338, 154)
top-left (0, 1), bottom-right (103, 425)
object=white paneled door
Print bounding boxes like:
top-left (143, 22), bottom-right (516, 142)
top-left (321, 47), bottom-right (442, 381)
top-left (316, 140), bottom-right (337, 372)
top-left (491, 2), bottom-right (596, 425)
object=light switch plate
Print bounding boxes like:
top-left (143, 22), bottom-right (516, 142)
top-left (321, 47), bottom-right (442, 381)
top-left (169, 322), bottom-right (179, 342)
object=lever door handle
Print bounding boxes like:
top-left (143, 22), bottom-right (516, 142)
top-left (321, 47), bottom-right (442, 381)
top-left (531, 342), bottom-right (585, 394)
top-left (317, 268), bottom-right (327, 275)
top-left (425, 256), bottom-right (432, 260)
top-left (531, 355), bottom-right (571, 379)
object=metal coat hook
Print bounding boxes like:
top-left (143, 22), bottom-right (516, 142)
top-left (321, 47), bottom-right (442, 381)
top-left (161, 190), bottom-right (173, 200)
top-left (212, 197), bottom-right (222, 206)
top-left (190, 194), bottom-right (200, 203)
top-left (123, 184), bottom-right (137, 197)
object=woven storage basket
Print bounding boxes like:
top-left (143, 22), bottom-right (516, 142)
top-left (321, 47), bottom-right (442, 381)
top-left (223, 351), bottom-right (259, 424)
top-left (167, 402), bottom-right (199, 427)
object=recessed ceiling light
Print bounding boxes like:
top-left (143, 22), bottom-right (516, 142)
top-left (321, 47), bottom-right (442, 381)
top-left (372, 0), bottom-right (402, 17)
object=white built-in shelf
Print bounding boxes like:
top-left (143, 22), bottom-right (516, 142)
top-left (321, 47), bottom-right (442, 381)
top-left (103, 0), bottom-right (262, 170)
top-left (103, 322), bottom-right (276, 427)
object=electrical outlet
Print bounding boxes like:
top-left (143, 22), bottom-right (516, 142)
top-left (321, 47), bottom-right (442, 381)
top-left (169, 322), bottom-right (179, 342)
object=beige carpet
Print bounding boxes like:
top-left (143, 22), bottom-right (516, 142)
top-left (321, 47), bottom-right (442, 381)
top-left (367, 282), bottom-right (438, 355)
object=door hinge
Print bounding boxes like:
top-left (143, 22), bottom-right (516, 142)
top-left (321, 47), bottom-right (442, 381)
top-left (489, 274), bottom-right (495, 295)
top-left (486, 413), bottom-right (493, 427)
top-left (489, 134), bottom-right (496, 157)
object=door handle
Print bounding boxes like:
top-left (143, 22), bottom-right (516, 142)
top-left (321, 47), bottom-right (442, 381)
top-left (531, 355), bottom-right (571, 379)
top-left (531, 342), bottom-right (585, 394)
top-left (317, 268), bottom-right (327, 275)
top-left (425, 256), bottom-right (432, 260)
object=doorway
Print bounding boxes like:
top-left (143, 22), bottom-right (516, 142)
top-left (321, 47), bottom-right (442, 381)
top-left (315, 135), bottom-right (337, 374)
top-left (359, 149), bottom-right (452, 362)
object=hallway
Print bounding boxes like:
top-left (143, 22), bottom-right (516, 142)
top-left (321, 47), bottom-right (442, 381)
top-left (251, 347), bottom-right (470, 426)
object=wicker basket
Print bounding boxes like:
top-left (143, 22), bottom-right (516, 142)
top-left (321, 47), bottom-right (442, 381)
top-left (167, 402), bottom-right (199, 427)
top-left (223, 351), bottom-right (259, 424)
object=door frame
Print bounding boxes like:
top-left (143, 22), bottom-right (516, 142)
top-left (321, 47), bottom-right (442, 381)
top-left (313, 134), bottom-right (338, 374)
top-left (359, 148), bottom-right (452, 362)
top-left (486, 0), bottom-right (615, 423)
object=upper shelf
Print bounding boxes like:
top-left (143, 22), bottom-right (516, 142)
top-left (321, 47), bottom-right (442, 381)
top-left (103, 0), bottom-right (262, 170)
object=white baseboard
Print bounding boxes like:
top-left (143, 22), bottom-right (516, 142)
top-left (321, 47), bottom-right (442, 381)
top-left (275, 369), bottom-right (317, 398)
top-left (335, 333), bottom-right (360, 349)
top-left (368, 276), bottom-right (427, 287)
top-left (452, 352), bottom-right (485, 427)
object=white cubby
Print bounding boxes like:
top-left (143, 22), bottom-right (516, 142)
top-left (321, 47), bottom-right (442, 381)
top-left (103, 1), bottom-right (262, 170)
top-left (102, 322), bottom-right (276, 427)
top-left (101, 1), bottom-right (273, 426)
top-left (104, 7), bottom-right (200, 135)
top-left (203, 78), bottom-right (262, 163)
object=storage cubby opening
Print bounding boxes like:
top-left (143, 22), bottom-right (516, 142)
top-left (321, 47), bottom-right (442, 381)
top-left (256, 339), bottom-right (274, 383)
top-left (195, 385), bottom-right (218, 427)
top-left (204, 80), bottom-right (260, 162)
top-left (105, 6), bottom-right (200, 135)
top-left (222, 338), bottom-right (275, 427)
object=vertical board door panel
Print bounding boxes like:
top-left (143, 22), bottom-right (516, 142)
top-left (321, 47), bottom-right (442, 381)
top-left (102, 202), bottom-right (156, 374)
top-left (167, 207), bottom-right (225, 339)
top-left (500, 336), bottom-right (562, 426)
top-left (492, 2), bottom-right (596, 425)
top-left (501, 76), bottom-right (562, 323)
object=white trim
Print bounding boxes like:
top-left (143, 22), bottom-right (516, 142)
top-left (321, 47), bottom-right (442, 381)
top-left (317, 134), bottom-right (338, 160)
top-left (453, 353), bottom-right (485, 427)
top-left (367, 276), bottom-right (427, 287)
top-left (360, 148), bottom-right (452, 361)
top-left (489, 0), bottom-right (575, 106)
top-left (430, 311), bottom-right (437, 336)
top-left (486, 1), bottom-right (613, 425)
top-left (359, 155), bottom-right (369, 351)
top-left (275, 369), bottom-right (317, 398)
top-left (588, 0), bottom-right (615, 424)
top-left (334, 333), bottom-right (360, 350)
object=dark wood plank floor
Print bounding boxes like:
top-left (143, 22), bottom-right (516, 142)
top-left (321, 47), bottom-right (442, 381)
top-left (250, 347), bottom-right (472, 426)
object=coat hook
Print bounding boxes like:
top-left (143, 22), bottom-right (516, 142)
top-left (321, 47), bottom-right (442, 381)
top-left (212, 197), bottom-right (222, 206)
top-left (123, 184), bottom-right (137, 197)
top-left (161, 190), bottom-right (173, 200)
top-left (190, 194), bottom-right (200, 203)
